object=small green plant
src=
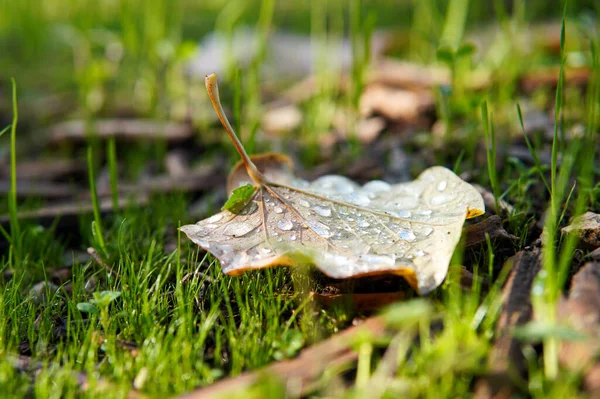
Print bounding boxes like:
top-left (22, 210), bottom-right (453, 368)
top-left (87, 145), bottom-right (107, 256)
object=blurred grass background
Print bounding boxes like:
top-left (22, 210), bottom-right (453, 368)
top-left (0, 0), bottom-right (592, 126)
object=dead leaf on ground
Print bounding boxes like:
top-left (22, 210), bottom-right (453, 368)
top-left (463, 215), bottom-right (518, 248)
top-left (261, 104), bottom-right (303, 134)
top-left (180, 74), bottom-right (484, 294)
top-left (359, 84), bottom-right (434, 123)
top-left (368, 59), bottom-right (450, 89)
top-left (562, 212), bottom-right (600, 249)
top-left (330, 109), bottom-right (386, 143)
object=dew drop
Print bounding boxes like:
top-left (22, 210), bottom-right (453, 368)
top-left (437, 180), bottom-right (448, 191)
top-left (310, 175), bottom-right (358, 194)
top-left (359, 254), bottom-right (394, 266)
top-left (393, 197), bottom-right (418, 209)
top-left (430, 194), bottom-right (455, 205)
top-left (205, 223), bottom-right (219, 229)
top-left (397, 210), bottom-right (411, 218)
top-left (223, 222), bottom-right (255, 237)
top-left (307, 220), bottom-right (332, 238)
top-left (343, 193), bottom-right (371, 206)
top-left (290, 234), bottom-right (297, 241)
top-left (277, 219), bottom-right (294, 231)
top-left (357, 219), bottom-right (370, 228)
top-left (415, 250), bottom-right (425, 257)
top-left (298, 199), bottom-right (310, 208)
top-left (362, 180), bottom-right (391, 193)
top-left (260, 247), bottom-right (273, 255)
top-left (313, 205), bottom-right (331, 217)
top-left (398, 228), bottom-right (417, 242)
top-left (422, 227), bottom-right (434, 237)
top-left (273, 206), bottom-right (283, 214)
top-left (205, 214), bottom-right (223, 223)
top-left (417, 209), bottom-right (433, 216)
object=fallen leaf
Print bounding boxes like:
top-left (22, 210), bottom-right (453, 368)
top-left (261, 104), bottom-right (303, 134)
top-left (359, 84), bottom-right (434, 122)
top-left (562, 212), bottom-right (600, 249)
top-left (180, 74), bottom-right (484, 294)
top-left (463, 215), bottom-right (518, 248)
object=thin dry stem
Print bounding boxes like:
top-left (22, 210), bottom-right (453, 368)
top-left (205, 73), bottom-right (265, 186)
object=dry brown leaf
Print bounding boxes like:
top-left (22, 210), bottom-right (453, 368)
top-left (562, 212), bottom-right (600, 249)
top-left (180, 74), bottom-right (484, 294)
top-left (261, 104), bottom-right (303, 134)
top-left (359, 84), bottom-right (434, 122)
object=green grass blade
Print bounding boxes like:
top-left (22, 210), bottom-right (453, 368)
top-left (87, 145), bottom-right (107, 255)
top-left (516, 104), bottom-right (550, 194)
top-left (107, 138), bottom-right (119, 212)
top-left (550, 18), bottom-right (566, 215)
top-left (0, 124), bottom-right (10, 138)
top-left (481, 101), bottom-right (500, 213)
top-left (8, 78), bottom-right (21, 261)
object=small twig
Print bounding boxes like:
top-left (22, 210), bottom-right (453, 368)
top-left (180, 271), bottom-right (213, 285)
top-left (87, 247), bottom-right (112, 274)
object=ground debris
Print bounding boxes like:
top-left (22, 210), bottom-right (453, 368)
top-left (519, 67), bottom-right (590, 92)
top-left (313, 292), bottom-right (406, 312)
top-left (368, 59), bottom-right (450, 89)
top-left (0, 159), bottom-right (84, 181)
top-left (359, 84), bottom-right (434, 123)
top-left (463, 215), bottom-right (518, 248)
top-left (473, 185), bottom-right (515, 216)
top-left (0, 163), bottom-right (222, 230)
top-left (0, 195), bottom-right (148, 230)
top-left (475, 248), bottom-right (542, 399)
top-left (261, 104), bottom-right (303, 134)
top-left (562, 212), bottom-right (600, 249)
top-left (0, 179), bottom-right (78, 199)
top-left (558, 262), bottom-right (600, 397)
top-left (48, 119), bottom-right (194, 143)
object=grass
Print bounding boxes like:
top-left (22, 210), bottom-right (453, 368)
top-left (1, 0), bottom-right (599, 398)
top-left (8, 79), bottom-right (20, 262)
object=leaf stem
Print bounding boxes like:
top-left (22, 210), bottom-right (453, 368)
top-left (205, 73), bottom-right (265, 186)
